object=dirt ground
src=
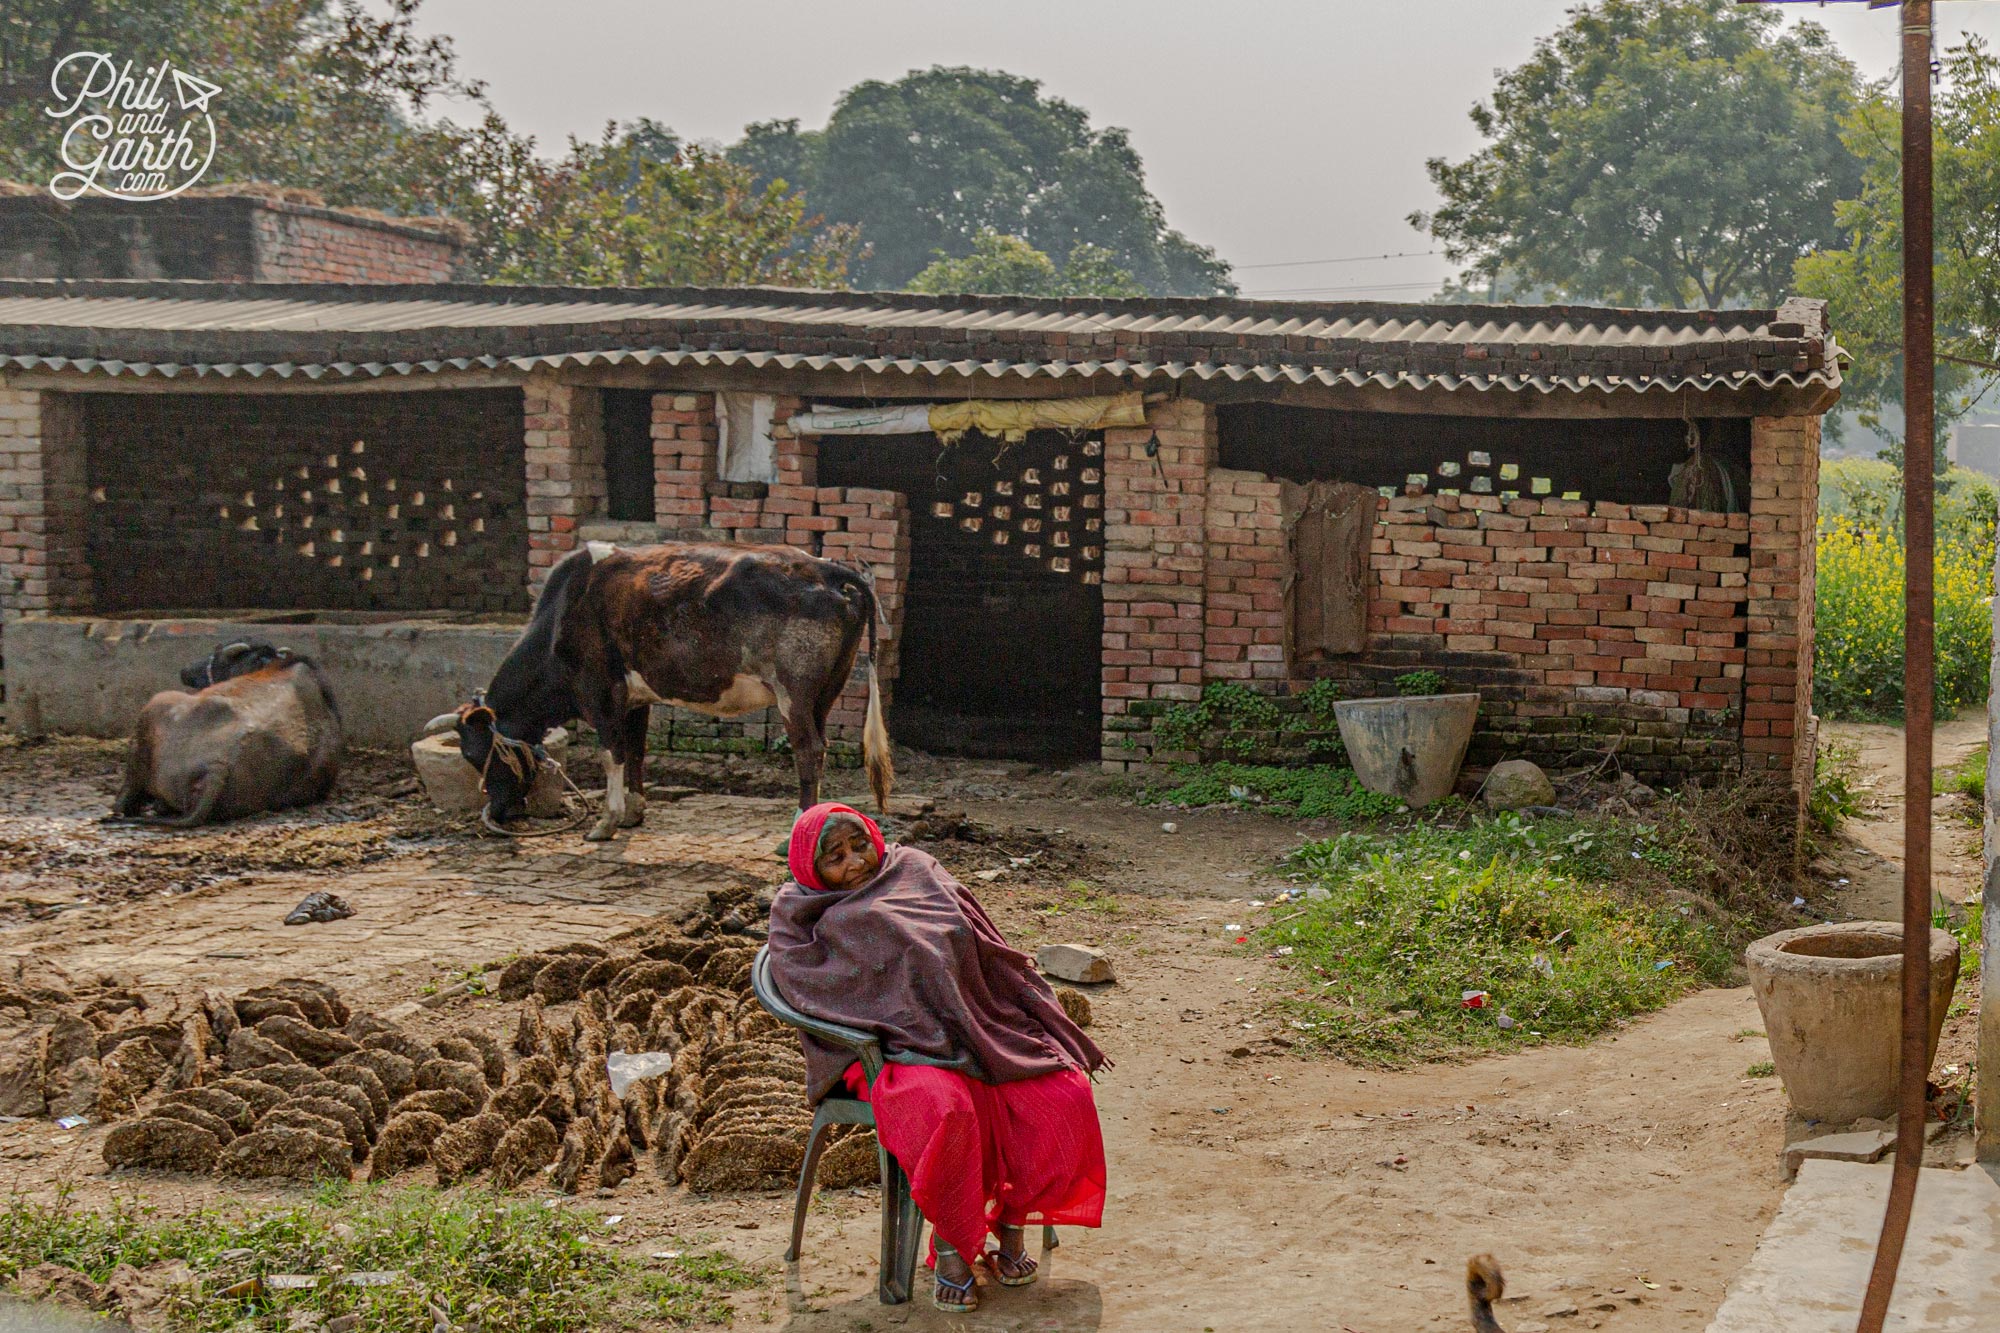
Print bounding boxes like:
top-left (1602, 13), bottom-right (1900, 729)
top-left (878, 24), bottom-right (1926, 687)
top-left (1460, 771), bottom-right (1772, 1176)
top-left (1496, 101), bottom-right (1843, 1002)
top-left (0, 728), bottom-right (1971, 1332)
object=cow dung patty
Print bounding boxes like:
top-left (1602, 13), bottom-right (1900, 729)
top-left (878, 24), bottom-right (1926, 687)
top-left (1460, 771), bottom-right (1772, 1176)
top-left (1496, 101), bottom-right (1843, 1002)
top-left (367, 1110), bottom-right (449, 1182)
top-left (103, 1118), bottom-right (222, 1173)
top-left (218, 1125), bottom-right (351, 1182)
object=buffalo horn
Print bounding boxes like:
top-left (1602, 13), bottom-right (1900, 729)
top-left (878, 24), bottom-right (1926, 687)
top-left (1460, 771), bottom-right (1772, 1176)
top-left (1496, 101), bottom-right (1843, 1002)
top-left (422, 711), bottom-right (461, 735)
top-left (216, 641), bottom-right (255, 662)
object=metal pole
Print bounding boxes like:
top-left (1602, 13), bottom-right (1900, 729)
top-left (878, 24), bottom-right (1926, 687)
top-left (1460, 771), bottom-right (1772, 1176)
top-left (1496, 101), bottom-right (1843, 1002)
top-left (1857, 1), bottom-right (1935, 1328)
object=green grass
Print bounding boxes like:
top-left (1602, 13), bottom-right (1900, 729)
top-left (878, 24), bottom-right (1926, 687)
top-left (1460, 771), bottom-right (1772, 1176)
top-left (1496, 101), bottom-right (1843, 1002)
top-left (1745, 1060), bottom-right (1776, 1078)
top-left (0, 1185), bottom-right (761, 1332)
top-left (1939, 744), bottom-right (1987, 817)
top-left (1033, 879), bottom-right (1123, 918)
top-left (1261, 813), bottom-right (1736, 1065)
top-left (1145, 763), bottom-right (1404, 820)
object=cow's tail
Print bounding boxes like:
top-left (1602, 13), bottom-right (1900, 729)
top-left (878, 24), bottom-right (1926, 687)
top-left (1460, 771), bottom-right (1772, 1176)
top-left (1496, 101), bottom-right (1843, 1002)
top-left (861, 583), bottom-right (894, 815)
top-left (835, 562), bottom-right (894, 814)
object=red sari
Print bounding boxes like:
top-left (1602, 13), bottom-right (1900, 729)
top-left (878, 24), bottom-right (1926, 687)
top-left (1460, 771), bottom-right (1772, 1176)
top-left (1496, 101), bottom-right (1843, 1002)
top-left (768, 803), bottom-right (1108, 1260)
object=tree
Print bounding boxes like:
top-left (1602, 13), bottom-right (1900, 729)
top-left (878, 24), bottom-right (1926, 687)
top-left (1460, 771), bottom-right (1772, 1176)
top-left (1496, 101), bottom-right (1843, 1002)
top-left (1795, 38), bottom-right (2000, 465)
top-left (489, 126), bottom-right (858, 288)
top-left (0, 2), bottom-right (858, 287)
top-left (730, 67), bottom-right (1233, 296)
top-left (1412, 0), bottom-right (1865, 309)
top-left (906, 229), bottom-right (1145, 298)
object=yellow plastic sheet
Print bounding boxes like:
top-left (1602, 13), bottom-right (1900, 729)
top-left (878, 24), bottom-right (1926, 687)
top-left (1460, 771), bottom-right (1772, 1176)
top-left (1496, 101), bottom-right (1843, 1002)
top-left (927, 391), bottom-right (1147, 444)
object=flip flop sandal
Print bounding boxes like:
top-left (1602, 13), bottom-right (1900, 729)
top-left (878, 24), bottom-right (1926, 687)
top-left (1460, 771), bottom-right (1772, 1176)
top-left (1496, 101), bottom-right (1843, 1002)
top-left (986, 1247), bottom-right (1040, 1287)
top-left (931, 1269), bottom-right (978, 1313)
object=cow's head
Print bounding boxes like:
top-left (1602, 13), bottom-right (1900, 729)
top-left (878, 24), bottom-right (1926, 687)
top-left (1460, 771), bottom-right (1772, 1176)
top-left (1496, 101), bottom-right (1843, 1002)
top-left (180, 640), bottom-right (286, 690)
top-left (423, 694), bottom-right (541, 824)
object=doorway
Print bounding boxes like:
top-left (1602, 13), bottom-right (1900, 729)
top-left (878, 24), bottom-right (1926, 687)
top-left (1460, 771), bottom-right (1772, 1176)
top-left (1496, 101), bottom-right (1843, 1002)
top-left (818, 429), bottom-right (1105, 761)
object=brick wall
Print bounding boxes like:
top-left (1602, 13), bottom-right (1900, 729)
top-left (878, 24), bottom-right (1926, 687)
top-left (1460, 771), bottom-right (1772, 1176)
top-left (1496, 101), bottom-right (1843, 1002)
top-left (81, 389), bottom-right (527, 614)
top-left (250, 205), bottom-right (463, 283)
top-left (1125, 462), bottom-right (1760, 783)
top-left (1099, 398), bottom-right (1215, 768)
top-left (0, 385), bottom-right (92, 620)
top-left (0, 195), bottom-right (463, 284)
top-left (524, 378), bottom-right (607, 600)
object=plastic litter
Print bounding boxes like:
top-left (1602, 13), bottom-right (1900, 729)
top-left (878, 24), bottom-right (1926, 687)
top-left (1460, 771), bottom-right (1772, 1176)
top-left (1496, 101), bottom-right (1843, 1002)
top-left (1654, 960), bottom-right (1676, 971)
top-left (1161, 822), bottom-right (1180, 834)
top-left (606, 1050), bottom-right (676, 1096)
top-left (1497, 1012), bottom-right (1517, 1030)
top-left (1461, 991), bottom-right (1490, 1009)
top-left (1792, 896), bottom-right (1807, 908)
top-left (1531, 953), bottom-right (1555, 978)
top-left (53, 1115), bottom-right (89, 1130)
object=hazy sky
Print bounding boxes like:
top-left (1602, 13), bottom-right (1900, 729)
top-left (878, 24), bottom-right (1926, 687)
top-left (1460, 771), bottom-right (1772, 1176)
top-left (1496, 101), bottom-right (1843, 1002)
top-left (405, 1), bottom-right (2000, 297)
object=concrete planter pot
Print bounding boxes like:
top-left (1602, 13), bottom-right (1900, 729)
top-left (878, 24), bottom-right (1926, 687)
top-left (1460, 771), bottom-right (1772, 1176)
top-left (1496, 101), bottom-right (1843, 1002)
top-left (1330, 693), bottom-right (1480, 808)
top-left (1746, 921), bottom-right (1960, 1125)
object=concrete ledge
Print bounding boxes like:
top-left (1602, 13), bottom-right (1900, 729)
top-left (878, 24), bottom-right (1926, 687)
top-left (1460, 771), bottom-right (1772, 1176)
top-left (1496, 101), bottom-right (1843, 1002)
top-left (5, 615), bottom-right (524, 750)
top-left (1706, 1159), bottom-right (2000, 1331)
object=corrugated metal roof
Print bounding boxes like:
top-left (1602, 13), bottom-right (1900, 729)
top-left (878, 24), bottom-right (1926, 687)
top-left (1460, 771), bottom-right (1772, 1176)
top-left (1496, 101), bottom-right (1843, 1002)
top-left (0, 280), bottom-right (1840, 397)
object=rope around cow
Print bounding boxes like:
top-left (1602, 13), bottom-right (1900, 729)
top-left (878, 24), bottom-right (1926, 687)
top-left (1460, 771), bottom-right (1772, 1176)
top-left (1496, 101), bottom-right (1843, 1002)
top-left (468, 706), bottom-right (597, 839)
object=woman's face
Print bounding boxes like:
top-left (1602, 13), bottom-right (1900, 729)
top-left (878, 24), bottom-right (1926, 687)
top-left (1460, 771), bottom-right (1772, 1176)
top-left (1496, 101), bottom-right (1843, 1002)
top-left (814, 818), bottom-right (881, 891)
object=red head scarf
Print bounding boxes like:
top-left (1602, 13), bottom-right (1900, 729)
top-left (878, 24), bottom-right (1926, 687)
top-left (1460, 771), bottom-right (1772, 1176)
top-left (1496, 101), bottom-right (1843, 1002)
top-left (787, 802), bottom-right (886, 892)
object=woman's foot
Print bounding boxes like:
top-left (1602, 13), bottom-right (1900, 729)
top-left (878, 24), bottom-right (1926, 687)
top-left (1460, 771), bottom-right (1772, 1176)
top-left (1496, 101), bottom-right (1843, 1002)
top-left (933, 1245), bottom-right (979, 1313)
top-left (986, 1226), bottom-right (1039, 1287)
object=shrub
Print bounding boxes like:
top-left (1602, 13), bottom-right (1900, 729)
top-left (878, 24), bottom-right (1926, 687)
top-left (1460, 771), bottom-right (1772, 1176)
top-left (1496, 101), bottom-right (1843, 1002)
top-left (1147, 763), bottom-right (1402, 820)
top-left (1808, 739), bottom-right (1865, 833)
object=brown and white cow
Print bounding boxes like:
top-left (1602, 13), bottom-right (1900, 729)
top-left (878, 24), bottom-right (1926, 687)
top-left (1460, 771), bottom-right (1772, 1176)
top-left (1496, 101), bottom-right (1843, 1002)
top-left (426, 541), bottom-right (891, 839)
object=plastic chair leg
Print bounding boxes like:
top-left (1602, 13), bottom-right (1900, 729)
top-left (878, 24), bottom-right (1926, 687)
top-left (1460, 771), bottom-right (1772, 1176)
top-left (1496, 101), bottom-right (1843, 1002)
top-left (877, 1147), bottom-right (925, 1305)
top-left (787, 1104), bottom-right (839, 1263)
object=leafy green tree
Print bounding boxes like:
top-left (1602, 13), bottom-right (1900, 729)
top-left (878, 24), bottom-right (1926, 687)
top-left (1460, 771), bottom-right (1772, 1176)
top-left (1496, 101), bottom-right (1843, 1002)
top-left (1795, 38), bottom-right (2000, 464)
top-left (906, 229), bottom-right (1145, 298)
top-left (489, 126), bottom-right (858, 288)
top-left (730, 67), bottom-right (1232, 296)
top-left (0, 2), bottom-right (858, 286)
top-left (1412, 0), bottom-right (1865, 309)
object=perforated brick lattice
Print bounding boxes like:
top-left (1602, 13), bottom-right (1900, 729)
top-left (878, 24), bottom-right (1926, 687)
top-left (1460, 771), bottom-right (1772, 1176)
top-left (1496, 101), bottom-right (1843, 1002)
top-left (931, 435), bottom-right (1105, 583)
top-left (82, 389), bottom-right (528, 614)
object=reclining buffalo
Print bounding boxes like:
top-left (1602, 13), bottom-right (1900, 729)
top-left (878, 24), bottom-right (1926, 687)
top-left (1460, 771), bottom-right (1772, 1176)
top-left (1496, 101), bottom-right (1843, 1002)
top-left (426, 541), bottom-right (892, 839)
top-left (108, 640), bottom-right (344, 828)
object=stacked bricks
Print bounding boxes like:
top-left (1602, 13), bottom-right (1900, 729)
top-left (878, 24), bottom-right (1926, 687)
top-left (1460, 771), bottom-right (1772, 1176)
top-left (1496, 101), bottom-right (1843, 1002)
top-left (1746, 416), bottom-right (1820, 809)
top-left (1348, 491), bottom-right (1753, 779)
top-left (1202, 468), bottom-right (1289, 686)
top-left (652, 393), bottom-right (718, 529)
top-left (1100, 398), bottom-right (1215, 769)
top-left (525, 377), bottom-right (608, 599)
top-left (250, 204), bottom-right (463, 283)
top-left (0, 385), bottom-right (92, 620)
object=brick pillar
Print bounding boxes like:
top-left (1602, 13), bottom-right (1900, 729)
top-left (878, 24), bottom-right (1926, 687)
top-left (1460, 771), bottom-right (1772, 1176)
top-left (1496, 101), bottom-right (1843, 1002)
top-left (819, 488), bottom-right (909, 742)
top-left (652, 392), bottom-right (716, 531)
top-left (523, 376), bottom-right (606, 599)
top-left (0, 385), bottom-right (92, 621)
top-left (1100, 398), bottom-right (1216, 769)
top-left (1203, 468), bottom-right (1289, 686)
top-left (1744, 415), bottom-right (1819, 807)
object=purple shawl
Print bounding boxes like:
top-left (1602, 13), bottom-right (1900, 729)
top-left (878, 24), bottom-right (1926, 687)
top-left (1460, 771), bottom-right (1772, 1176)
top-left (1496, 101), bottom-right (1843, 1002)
top-left (767, 844), bottom-right (1108, 1103)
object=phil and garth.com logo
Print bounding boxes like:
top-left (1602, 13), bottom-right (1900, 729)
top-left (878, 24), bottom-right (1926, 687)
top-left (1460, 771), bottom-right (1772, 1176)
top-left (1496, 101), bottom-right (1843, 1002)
top-left (44, 52), bottom-right (221, 202)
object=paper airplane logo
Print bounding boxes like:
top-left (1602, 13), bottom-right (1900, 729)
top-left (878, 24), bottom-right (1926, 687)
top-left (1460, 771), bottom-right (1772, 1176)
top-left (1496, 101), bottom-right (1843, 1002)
top-left (171, 67), bottom-right (220, 113)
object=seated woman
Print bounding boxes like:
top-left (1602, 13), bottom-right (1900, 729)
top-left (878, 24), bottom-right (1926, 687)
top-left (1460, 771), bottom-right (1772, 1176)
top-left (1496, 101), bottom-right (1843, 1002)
top-left (767, 802), bottom-right (1109, 1314)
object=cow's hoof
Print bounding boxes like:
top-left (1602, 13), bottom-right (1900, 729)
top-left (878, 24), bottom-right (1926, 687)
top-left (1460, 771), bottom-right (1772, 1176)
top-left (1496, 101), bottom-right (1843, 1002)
top-left (584, 817), bottom-right (617, 842)
top-left (618, 798), bottom-right (646, 829)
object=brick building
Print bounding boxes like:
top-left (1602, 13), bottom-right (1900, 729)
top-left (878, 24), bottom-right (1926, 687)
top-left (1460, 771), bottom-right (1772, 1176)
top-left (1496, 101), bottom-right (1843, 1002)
top-left (0, 281), bottom-right (1836, 799)
top-left (0, 187), bottom-right (466, 284)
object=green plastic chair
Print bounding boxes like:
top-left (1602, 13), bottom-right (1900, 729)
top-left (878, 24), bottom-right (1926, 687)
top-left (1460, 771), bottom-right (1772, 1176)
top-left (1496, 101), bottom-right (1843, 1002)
top-left (749, 945), bottom-right (1056, 1305)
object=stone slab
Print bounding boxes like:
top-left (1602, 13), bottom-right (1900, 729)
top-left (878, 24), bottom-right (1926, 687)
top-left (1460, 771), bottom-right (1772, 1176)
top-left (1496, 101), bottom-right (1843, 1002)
top-left (1778, 1130), bottom-right (1893, 1182)
top-left (1706, 1160), bottom-right (2000, 1332)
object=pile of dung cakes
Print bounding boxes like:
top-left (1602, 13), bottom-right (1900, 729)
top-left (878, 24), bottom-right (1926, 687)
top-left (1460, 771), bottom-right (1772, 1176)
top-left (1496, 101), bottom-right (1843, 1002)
top-left (496, 885), bottom-right (879, 1194)
top-left (98, 888), bottom-right (878, 1193)
top-left (0, 957), bottom-right (214, 1123)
